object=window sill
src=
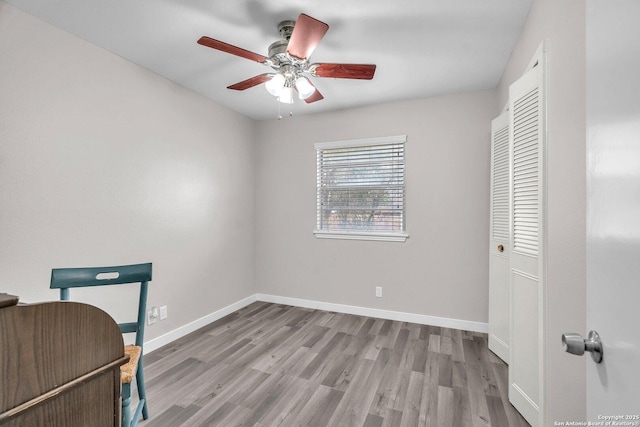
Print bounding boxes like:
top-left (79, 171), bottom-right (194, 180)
top-left (313, 230), bottom-right (409, 242)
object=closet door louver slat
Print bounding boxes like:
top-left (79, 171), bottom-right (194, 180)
top-left (492, 126), bottom-right (510, 240)
top-left (512, 87), bottom-right (539, 256)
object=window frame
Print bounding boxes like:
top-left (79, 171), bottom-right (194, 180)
top-left (314, 135), bottom-right (408, 242)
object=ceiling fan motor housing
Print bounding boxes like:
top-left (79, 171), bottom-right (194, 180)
top-left (268, 39), bottom-right (289, 60)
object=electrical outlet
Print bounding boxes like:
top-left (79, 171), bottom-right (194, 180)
top-left (159, 305), bottom-right (168, 320)
top-left (376, 286), bottom-right (383, 298)
top-left (147, 306), bottom-right (158, 325)
top-left (147, 309), bottom-right (156, 325)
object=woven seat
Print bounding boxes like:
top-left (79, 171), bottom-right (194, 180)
top-left (50, 263), bottom-right (152, 427)
top-left (122, 345), bottom-right (142, 384)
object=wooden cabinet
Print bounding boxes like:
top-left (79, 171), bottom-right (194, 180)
top-left (0, 294), bottom-right (128, 427)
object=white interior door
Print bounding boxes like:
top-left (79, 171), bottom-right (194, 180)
top-left (488, 111), bottom-right (510, 363)
top-left (586, 0), bottom-right (640, 418)
top-left (508, 58), bottom-right (545, 427)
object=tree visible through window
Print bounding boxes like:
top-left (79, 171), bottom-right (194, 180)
top-left (315, 136), bottom-right (407, 241)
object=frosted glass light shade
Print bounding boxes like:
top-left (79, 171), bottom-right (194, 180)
top-left (279, 86), bottom-right (294, 104)
top-left (265, 73), bottom-right (285, 96)
top-left (295, 76), bottom-right (315, 99)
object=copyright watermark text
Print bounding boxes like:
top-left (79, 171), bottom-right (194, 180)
top-left (553, 415), bottom-right (640, 427)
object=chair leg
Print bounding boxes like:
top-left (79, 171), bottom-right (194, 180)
top-left (131, 398), bottom-right (145, 427)
top-left (136, 357), bottom-right (149, 420)
top-left (122, 382), bottom-right (132, 427)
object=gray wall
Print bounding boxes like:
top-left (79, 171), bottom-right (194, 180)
top-left (254, 91), bottom-right (497, 324)
top-left (0, 3), bottom-right (257, 341)
top-left (496, 0), bottom-right (587, 422)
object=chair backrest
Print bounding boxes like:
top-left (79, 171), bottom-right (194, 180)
top-left (50, 263), bottom-right (152, 348)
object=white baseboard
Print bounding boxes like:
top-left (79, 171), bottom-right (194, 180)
top-left (509, 383), bottom-right (539, 427)
top-left (256, 293), bottom-right (488, 333)
top-left (488, 334), bottom-right (510, 363)
top-left (145, 293), bottom-right (488, 353)
top-left (144, 294), bottom-right (258, 354)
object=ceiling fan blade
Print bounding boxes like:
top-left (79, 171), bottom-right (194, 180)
top-left (227, 74), bottom-right (274, 90)
top-left (311, 63), bottom-right (377, 80)
top-left (304, 88), bottom-right (324, 103)
top-left (286, 14), bottom-right (329, 60)
top-left (295, 80), bottom-right (324, 103)
top-left (197, 36), bottom-right (267, 63)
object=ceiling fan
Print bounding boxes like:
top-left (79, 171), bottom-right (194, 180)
top-left (197, 13), bottom-right (376, 104)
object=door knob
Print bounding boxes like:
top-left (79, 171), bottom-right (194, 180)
top-left (497, 244), bottom-right (504, 252)
top-left (562, 330), bottom-right (603, 363)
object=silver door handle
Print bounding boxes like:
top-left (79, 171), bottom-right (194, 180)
top-left (562, 330), bottom-right (603, 363)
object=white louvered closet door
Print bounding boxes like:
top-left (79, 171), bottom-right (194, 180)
top-left (508, 62), bottom-right (545, 427)
top-left (488, 111), bottom-right (510, 364)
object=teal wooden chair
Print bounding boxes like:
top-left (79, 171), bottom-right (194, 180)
top-left (50, 263), bottom-right (152, 427)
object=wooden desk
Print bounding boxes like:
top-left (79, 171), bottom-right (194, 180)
top-left (0, 294), bottom-right (128, 427)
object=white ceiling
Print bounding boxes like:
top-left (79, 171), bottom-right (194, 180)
top-left (6, 0), bottom-right (532, 120)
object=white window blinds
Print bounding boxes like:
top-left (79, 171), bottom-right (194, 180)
top-left (315, 136), bottom-right (407, 242)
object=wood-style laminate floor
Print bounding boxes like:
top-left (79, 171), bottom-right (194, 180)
top-left (139, 302), bottom-right (529, 427)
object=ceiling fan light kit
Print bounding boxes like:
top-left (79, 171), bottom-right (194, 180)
top-left (295, 76), bottom-right (315, 99)
top-left (279, 86), bottom-right (294, 104)
top-left (265, 73), bottom-right (285, 96)
top-left (197, 13), bottom-right (377, 107)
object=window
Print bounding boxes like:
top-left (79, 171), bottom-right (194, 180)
top-left (314, 135), bottom-right (408, 242)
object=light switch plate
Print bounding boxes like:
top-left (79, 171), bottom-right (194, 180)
top-left (159, 305), bottom-right (168, 320)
